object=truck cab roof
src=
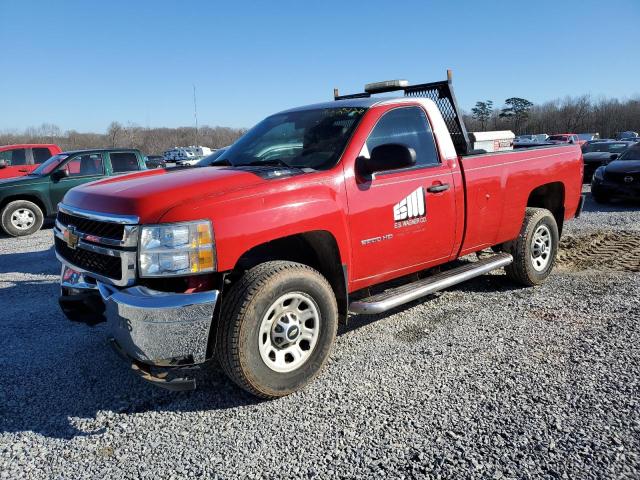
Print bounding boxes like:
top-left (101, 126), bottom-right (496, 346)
top-left (279, 97), bottom-right (383, 114)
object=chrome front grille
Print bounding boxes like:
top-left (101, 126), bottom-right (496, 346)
top-left (54, 204), bottom-right (140, 286)
top-left (57, 211), bottom-right (125, 241)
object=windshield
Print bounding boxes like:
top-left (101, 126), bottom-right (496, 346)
top-left (216, 107), bottom-right (366, 170)
top-left (31, 154), bottom-right (70, 175)
top-left (617, 146), bottom-right (640, 161)
top-left (582, 142), bottom-right (630, 154)
top-left (196, 148), bottom-right (228, 166)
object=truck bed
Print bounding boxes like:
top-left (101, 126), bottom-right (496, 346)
top-left (458, 144), bottom-right (583, 256)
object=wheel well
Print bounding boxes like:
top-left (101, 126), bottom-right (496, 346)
top-left (0, 195), bottom-right (48, 217)
top-left (526, 182), bottom-right (565, 235)
top-left (229, 231), bottom-right (348, 323)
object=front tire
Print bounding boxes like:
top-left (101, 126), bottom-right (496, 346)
top-left (505, 207), bottom-right (559, 286)
top-left (217, 261), bottom-right (338, 398)
top-left (1, 200), bottom-right (44, 237)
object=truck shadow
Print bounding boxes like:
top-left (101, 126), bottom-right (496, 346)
top-left (0, 244), bottom-right (57, 275)
top-left (581, 193), bottom-right (640, 213)
top-left (0, 268), bottom-right (523, 440)
top-left (0, 278), bottom-right (261, 440)
top-left (341, 273), bottom-right (521, 336)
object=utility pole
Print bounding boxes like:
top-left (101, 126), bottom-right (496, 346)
top-left (193, 84), bottom-right (199, 145)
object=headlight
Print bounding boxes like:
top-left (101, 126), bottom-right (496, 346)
top-left (139, 220), bottom-right (215, 277)
top-left (593, 166), bottom-right (605, 181)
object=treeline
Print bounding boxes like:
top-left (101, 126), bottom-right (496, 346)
top-left (0, 122), bottom-right (247, 155)
top-left (464, 96), bottom-right (640, 138)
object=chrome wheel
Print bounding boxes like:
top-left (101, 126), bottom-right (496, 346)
top-left (531, 224), bottom-right (552, 271)
top-left (10, 208), bottom-right (36, 231)
top-left (258, 292), bottom-right (320, 373)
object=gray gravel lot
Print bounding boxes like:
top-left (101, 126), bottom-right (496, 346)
top-left (1, 189), bottom-right (639, 479)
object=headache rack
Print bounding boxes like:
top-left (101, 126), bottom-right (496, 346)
top-left (333, 70), bottom-right (471, 156)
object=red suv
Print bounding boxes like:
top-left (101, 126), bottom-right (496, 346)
top-left (0, 144), bottom-right (62, 179)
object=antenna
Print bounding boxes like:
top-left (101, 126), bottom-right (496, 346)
top-left (193, 84), bottom-right (199, 145)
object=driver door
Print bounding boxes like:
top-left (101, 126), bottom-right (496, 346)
top-left (345, 105), bottom-right (457, 287)
top-left (49, 153), bottom-right (106, 207)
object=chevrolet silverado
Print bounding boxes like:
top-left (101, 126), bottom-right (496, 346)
top-left (54, 72), bottom-right (584, 398)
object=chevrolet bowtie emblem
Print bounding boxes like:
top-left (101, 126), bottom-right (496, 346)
top-left (64, 225), bottom-right (79, 249)
top-left (624, 176), bottom-right (634, 183)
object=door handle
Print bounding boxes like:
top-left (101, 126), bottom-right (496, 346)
top-left (427, 183), bottom-right (450, 193)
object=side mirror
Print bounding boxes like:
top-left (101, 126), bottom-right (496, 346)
top-left (358, 144), bottom-right (416, 176)
top-left (0, 160), bottom-right (6, 169)
top-left (51, 168), bottom-right (69, 181)
top-left (609, 153), bottom-right (619, 162)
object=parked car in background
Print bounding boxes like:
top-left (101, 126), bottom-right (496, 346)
top-left (591, 143), bottom-right (640, 203)
top-left (577, 133), bottom-right (600, 143)
top-left (193, 147), bottom-right (229, 167)
top-left (514, 134), bottom-right (537, 144)
top-left (616, 131), bottom-right (639, 140)
top-left (145, 155), bottom-right (166, 169)
top-left (512, 134), bottom-right (551, 149)
top-left (548, 134), bottom-right (581, 145)
top-left (164, 146), bottom-right (213, 164)
top-left (0, 148), bottom-right (147, 236)
top-left (0, 144), bottom-right (62, 179)
top-left (581, 140), bottom-right (634, 182)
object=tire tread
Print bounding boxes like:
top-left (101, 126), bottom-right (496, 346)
top-left (217, 261), bottom-right (335, 399)
top-left (505, 207), bottom-right (558, 286)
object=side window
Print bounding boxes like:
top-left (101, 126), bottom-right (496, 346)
top-left (32, 148), bottom-right (52, 164)
top-left (110, 152), bottom-right (141, 173)
top-left (61, 154), bottom-right (104, 177)
top-left (365, 107), bottom-right (440, 167)
top-left (0, 148), bottom-right (28, 166)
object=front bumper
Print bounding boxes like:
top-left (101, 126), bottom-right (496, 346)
top-left (97, 282), bottom-right (218, 366)
top-left (59, 264), bottom-right (219, 388)
top-left (592, 179), bottom-right (640, 199)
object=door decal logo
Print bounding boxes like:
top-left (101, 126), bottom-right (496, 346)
top-left (393, 187), bottom-right (426, 228)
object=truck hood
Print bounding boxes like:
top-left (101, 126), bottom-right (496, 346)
top-left (62, 167), bottom-right (269, 223)
top-left (0, 174), bottom-right (47, 189)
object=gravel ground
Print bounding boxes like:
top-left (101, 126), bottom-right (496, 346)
top-left (1, 188), bottom-right (639, 479)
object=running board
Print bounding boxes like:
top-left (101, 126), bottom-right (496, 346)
top-left (348, 253), bottom-right (513, 315)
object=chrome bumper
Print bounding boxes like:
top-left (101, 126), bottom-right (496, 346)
top-left (97, 282), bottom-right (218, 366)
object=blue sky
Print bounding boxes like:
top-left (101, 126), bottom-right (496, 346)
top-left (2, 0), bottom-right (639, 132)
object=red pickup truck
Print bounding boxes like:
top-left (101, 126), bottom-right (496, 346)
top-left (55, 73), bottom-right (584, 397)
top-left (0, 144), bottom-right (62, 179)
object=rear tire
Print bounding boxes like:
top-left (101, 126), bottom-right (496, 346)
top-left (217, 261), bottom-right (338, 398)
top-left (504, 207), bottom-right (559, 286)
top-left (1, 200), bottom-right (44, 237)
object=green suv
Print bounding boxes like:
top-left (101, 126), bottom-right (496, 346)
top-left (0, 148), bottom-right (147, 236)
